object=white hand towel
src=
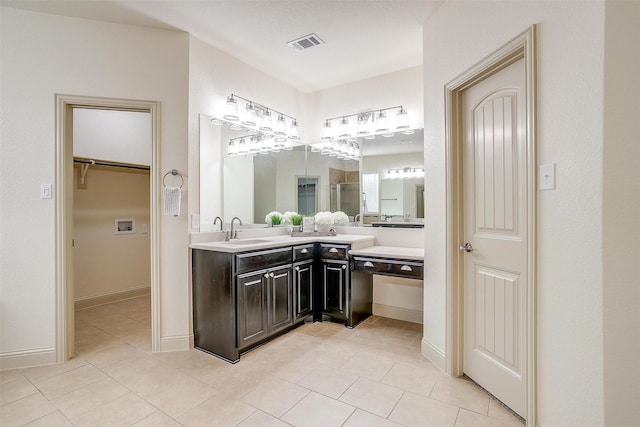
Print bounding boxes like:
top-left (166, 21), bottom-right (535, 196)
top-left (163, 186), bottom-right (181, 216)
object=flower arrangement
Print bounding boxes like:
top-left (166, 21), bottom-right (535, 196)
top-left (314, 211), bottom-right (333, 225)
top-left (265, 211), bottom-right (283, 226)
top-left (331, 211), bottom-right (349, 226)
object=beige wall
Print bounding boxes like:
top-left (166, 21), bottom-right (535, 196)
top-left (73, 167), bottom-right (150, 301)
top-left (602, 1), bottom-right (640, 425)
top-left (0, 7), bottom-right (189, 359)
top-left (422, 1), bottom-right (612, 425)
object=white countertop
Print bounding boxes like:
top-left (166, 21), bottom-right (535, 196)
top-left (189, 234), bottom-right (376, 253)
top-left (348, 245), bottom-right (424, 261)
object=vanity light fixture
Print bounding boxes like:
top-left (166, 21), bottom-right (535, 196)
top-left (218, 94), bottom-right (301, 157)
top-left (387, 167), bottom-right (425, 179)
top-left (312, 105), bottom-right (417, 160)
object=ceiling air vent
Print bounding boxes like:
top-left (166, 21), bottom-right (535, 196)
top-left (287, 33), bottom-right (325, 52)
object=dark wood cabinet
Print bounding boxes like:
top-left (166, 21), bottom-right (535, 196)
top-left (319, 243), bottom-right (373, 328)
top-left (236, 270), bottom-right (269, 349)
top-left (321, 260), bottom-right (348, 319)
top-left (293, 259), bottom-right (314, 322)
top-left (267, 266), bottom-right (293, 333)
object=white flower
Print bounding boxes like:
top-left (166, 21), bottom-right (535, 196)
top-left (331, 211), bottom-right (349, 226)
top-left (265, 211), bottom-right (283, 225)
top-left (314, 211), bottom-right (333, 225)
top-left (282, 211), bottom-right (298, 224)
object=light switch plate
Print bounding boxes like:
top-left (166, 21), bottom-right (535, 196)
top-left (141, 224), bottom-right (148, 234)
top-left (191, 214), bottom-right (200, 231)
top-left (539, 163), bottom-right (555, 190)
top-left (40, 183), bottom-right (52, 199)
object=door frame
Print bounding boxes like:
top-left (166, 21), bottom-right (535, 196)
top-left (54, 95), bottom-right (161, 362)
top-left (444, 26), bottom-right (537, 424)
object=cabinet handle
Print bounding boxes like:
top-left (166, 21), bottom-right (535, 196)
top-left (269, 272), bottom-right (275, 277)
top-left (300, 248), bottom-right (308, 254)
top-left (295, 266), bottom-right (300, 271)
top-left (264, 273), bottom-right (270, 278)
top-left (400, 265), bottom-right (413, 272)
top-left (363, 261), bottom-right (374, 267)
top-left (329, 248), bottom-right (338, 253)
top-left (342, 265), bottom-right (347, 270)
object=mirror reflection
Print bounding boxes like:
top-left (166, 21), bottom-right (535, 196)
top-left (199, 114), bottom-right (423, 228)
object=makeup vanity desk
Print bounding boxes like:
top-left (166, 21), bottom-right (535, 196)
top-left (349, 245), bottom-right (424, 280)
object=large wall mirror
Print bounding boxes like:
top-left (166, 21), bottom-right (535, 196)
top-left (199, 114), bottom-right (423, 228)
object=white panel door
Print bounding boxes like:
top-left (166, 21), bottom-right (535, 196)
top-left (461, 57), bottom-right (527, 418)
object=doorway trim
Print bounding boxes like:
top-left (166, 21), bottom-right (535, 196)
top-left (55, 95), bottom-right (161, 362)
top-left (444, 26), bottom-right (537, 424)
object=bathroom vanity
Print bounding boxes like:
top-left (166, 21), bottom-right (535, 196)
top-left (190, 235), bottom-right (376, 362)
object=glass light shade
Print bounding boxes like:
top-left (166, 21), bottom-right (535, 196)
top-left (241, 102), bottom-right (257, 127)
top-left (396, 106), bottom-right (410, 130)
top-left (237, 138), bottom-right (248, 154)
top-left (289, 119), bottom-right (300, 140)
top-left (230, 123), bottom-right (243, 130)
top-left (228, 140), bottom-right (237, 155)
top-left (375, 111), bottom-right (389, 133)
top-left (284, 138), bottom-right (293, 150)
top-left (259, 109), bottom-right (273, 132)
top-left (382, 132), bottom-right (395, 138)
top-left (321, 120), bottom-right (333, 140)
top-left (262, 137), bottom-right (274, 152)
top-left (401, 129), bottom-right (415, 135)
top-left (210, 117), bottom-right (224, 126)
top-left (274, 114), bottom-right (286, 136)
top-left (249, 137), bottom-right (260, 153)
top-left (338, 117), bottom-right (351, 138)
top-left (356, 115), bottom-right (371, 136)
top-left (223, 95), bottom-right (239, 121)
top-left (364, 134), bottom-right (376, 140)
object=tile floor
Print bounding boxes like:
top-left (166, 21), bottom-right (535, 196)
top-left (1, 296), bottom-right (524, 426)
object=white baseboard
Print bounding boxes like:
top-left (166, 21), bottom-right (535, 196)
top-left (421, 338), bottom-right (446, 372)
top-left (373, 303), bottom-right (423, 324)
top-left (75, 286), bottom-right (150, 310)
top-left (0, 347), bottom-right (56, 371)
top-left (160, 334), bottom-right (191, 352)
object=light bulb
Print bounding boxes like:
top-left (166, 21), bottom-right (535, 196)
top-left (223, 95), bottom-right (239, 121)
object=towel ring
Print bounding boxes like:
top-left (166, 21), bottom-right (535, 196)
top-left (162, 169), bottom-right (184, 188)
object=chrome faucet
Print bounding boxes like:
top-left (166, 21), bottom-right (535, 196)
top-left (354, 214), bottom-right (361, 225)
top-left (230, 217), bottom-right (243, 240)
top-left (213, 216), bottom-right (223, 231)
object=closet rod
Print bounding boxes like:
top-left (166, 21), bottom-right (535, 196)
top-left (73, 158), bottom-right (150, 171)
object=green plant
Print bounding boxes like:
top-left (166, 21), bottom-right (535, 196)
top-left (291, 214), bottom-right (303, 226)
top-left (271, 215), bottom-right (282, 225)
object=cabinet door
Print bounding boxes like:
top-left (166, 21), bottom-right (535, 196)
top-left (268, 266), bottom-right (293, 334)
top-left (293, 261), bottom-right (314, 322)
top-left (322, 261), bottom-right (348, 319)
top-left (237, 271), bottom-right (268, 349)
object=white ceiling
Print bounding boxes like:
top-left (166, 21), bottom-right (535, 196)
top-left (1, 0), bottom-right (442, 93)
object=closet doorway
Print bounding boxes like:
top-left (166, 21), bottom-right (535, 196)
top-left (55, 95), bottom-right (160, 362)
top-left (72, 108), bottom-right (152, 357)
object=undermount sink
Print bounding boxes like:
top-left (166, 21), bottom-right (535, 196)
top-left (219, 239), bottom-right (270, 245)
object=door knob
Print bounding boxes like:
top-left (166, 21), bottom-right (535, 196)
top-left (342, 265), bottom-right (347, 270)
top-left (459, 243), bottom-right (473, 253)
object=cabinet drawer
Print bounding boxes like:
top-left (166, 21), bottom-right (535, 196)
top-left (319, 243), bottom-right (349, 261)
top-left (351, 256), bottom-right (423, 280)
top-left (293, 244), bottom-right (315, 262)
top-left (236, 247), bottom-right (292, 274)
